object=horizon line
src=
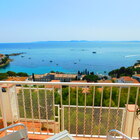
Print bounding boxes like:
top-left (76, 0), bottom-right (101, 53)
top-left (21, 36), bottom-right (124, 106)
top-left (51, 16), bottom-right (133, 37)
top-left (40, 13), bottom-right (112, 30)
top-left (0, 40), bottom-right (140, 43)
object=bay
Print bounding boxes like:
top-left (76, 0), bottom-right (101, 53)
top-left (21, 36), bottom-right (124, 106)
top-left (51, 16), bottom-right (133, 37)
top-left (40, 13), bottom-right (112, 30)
top-left (0, 41), bottom-right (140, 75)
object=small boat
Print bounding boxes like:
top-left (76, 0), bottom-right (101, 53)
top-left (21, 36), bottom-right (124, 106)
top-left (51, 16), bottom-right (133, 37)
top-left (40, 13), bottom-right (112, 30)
top-left (92, 52), bottom-right (96, 54)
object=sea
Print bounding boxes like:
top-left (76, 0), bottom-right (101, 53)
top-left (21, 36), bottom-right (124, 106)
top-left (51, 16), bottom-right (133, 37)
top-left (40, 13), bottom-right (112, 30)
top-left (0, 41), bottom-right (140, 75)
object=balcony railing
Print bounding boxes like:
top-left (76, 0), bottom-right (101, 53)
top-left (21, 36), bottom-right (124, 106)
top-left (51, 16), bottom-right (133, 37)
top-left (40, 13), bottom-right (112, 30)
top-left (0, 81), bottom-right (139, 138)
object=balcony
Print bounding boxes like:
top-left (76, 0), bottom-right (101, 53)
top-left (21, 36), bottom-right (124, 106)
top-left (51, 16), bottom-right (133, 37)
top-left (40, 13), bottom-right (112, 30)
top-left (0, 81), bottom-right (139, 139)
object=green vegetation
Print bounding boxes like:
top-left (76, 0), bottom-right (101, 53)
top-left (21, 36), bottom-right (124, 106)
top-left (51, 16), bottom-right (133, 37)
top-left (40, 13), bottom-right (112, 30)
top-left (1, 57), bottom-right (8, 63)
top-left (0, 56), bottom-right (11, 68)
top-left (83, 74), bottom-right (99, 82)
top-left (50, 71), bottom-right (64, 74)
top-left (0, 71), bottom-right (28, 80)
top-left (0, 73), bottom-right (8, 80)
top-left (16, 72), bottom-right (28, 77)
top-left (18, 89), bottom-right (53, 119)
top-left (54, 86), bottom-right (140, 107)
top-left (108, 66), bottom-right (140, 78)
top-left (7, 71), bottom-right (17, 76)
top-left (17, 86), bottom-right (140, 135)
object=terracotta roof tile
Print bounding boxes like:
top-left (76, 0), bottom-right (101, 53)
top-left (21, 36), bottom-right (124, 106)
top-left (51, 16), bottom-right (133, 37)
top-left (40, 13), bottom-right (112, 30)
top-left (97, 80), bottom-right (112, 83)
top-left (70, 80), bottom-right (87, 83)
top-left (5, 77), bottom-right (28, 81)
top-left (46, 80), bottom-right (61, 88)
top-left (119, 76), bottom-right (139, 83)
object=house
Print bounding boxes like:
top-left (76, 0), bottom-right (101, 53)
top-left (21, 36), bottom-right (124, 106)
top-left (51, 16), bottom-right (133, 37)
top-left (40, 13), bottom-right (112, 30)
top-left (30, 73), bottom-right (85, 82)
top-left (97, 80), bottom-right (113, 83)
top-left (5, 77), bottom-right (28, 81)
top-left (46, 80), bottom-right (61, 89)
top-left (116, 76), bottom-right (139, 83)
top-left (4, 77), bottom-right (29, 86)
top-left (70, 80), bottom-right (90, 93)
top-left (52, 73), bottom-right (77, 82)
top-left (132, 74), bottom-right (140, 82)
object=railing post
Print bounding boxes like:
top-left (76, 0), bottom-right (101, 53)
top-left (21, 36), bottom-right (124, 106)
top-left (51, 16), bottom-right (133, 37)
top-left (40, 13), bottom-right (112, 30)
top-left (61, 106), bottom-right (64, 131)
top-left (124, 104), bottom-right (140, 138)
top-left (0, 87), bottom-right (7, 128)
top-left (60, 86), bottom-right (64, 131)
top-left (0, 84), bottom-right (19, 124)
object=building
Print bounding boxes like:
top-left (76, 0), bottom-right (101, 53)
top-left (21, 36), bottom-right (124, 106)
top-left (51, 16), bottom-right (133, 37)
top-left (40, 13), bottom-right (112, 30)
top-left (5, 77), bottom-right (28, 81)
top-left (30, 73), bottom-right (85, 82)
top-left (116, 76), bottom-right (139, 83)
top-left (46, 80), bottom-right (61, 89)
top-left (132, 74), bottom-right (140, 82)
top-left (97, 80), bottom-right (113, 83)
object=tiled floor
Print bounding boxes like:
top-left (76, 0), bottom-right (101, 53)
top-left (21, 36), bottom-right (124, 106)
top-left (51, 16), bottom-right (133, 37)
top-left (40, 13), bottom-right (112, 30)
top-left (28, 133), bottom-right (105, 140)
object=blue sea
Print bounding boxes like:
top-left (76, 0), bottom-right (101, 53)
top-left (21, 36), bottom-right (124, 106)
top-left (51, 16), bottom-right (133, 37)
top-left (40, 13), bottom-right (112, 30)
top-left (0, 41), bottom-right (140, 75)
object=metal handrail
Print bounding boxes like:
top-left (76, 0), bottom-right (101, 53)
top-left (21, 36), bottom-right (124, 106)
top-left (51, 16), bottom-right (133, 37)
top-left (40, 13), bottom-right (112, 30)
top-left (0, 123), bottom-right (27, 132)
top-left (0, 81), bottom-right (140, 87)
top-left (108, 129), bottom-right (133, 140)
top-left (0, 81), bottom-right (139, 137)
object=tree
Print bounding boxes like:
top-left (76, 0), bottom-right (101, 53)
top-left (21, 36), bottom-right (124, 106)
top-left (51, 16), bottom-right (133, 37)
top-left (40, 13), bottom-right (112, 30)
top-left (83, 74), bottom-right (99, 82)
top-left (7, 71), bottom-right (17, 76)
top-left (0, 73), bottom-right (8, 80)
top-left (1, 57), bottom-right (8, 63)
top-left (17, 72), bottom-right (28, 77)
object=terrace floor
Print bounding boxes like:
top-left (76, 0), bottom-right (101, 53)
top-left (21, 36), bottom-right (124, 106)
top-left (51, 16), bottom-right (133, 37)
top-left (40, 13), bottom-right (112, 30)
top-left (0, 131), bottom-right (106, 140)
top-left (28, 134), bottom-right (105, 140)
top-left (0, 119), bottom-right (106, 140)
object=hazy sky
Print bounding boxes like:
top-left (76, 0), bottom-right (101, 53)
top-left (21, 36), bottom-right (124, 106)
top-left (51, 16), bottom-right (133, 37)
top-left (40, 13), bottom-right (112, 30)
top-left (0, 0), bottom-right (140, 42)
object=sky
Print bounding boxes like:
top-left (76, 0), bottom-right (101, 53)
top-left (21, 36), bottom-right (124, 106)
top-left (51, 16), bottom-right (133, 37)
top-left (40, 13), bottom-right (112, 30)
top-left (0, 0), bottom-right (140, 43)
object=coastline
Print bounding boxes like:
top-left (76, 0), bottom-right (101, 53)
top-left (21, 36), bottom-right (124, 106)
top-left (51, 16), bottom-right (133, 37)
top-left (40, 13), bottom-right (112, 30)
top-left (0, 59), bottom-right (11, 68)
top-left (0, 41), bottom-right (140, 74)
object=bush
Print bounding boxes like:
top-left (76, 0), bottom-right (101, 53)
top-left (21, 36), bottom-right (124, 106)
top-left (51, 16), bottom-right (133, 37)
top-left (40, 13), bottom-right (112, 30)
top-left (17, 72), bottom-right (28, 77)
top-left (0, 73), bottom-right (8, 80)
top-left (83, 74), bottom-right (99, 82)
top-left (7, 71), bottom-right (17, 76)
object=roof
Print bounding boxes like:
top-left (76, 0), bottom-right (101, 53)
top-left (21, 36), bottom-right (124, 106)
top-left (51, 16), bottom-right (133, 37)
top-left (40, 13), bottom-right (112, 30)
top-left (120, 76), bottom-right (132, 81)
top-left (97, 80), bottom-right (112, 83)
top-left (46, 80), bottom-right (61, 88)
top-left (70, 80), bottom-right (87, 83)
top-left (49, 73), bottom-right (77, 78)
top-left (131, 78), bottom-right (139, 83)
top-left (133, 74), bottom-right (140, 78)
top-left (51, 80), bottom-right (61, 82)
top-left (119, 76), bottom-right (139, 83)
top-left (112, 78), bottom-right (117, 81)
top-left (5, 77), bottom-right (28, 81)
top-left (82, 87), bottom-right (90, 93)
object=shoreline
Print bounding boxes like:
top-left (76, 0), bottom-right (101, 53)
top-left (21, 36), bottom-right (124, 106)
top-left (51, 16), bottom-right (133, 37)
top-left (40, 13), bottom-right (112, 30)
top-left (0, 59), bottom-right (11, 68)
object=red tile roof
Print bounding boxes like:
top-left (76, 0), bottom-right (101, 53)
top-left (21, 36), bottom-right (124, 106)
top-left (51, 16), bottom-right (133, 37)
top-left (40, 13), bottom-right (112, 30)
top-left (5, 77), bottom-right (28, 81)
top-left (46, 80), bottom-right (61, 88)
top-left (133, 74), bottom-right (140, 77)
top-left (120, 76), bottom-right (139, 83)
top-left (97, 80), bottom-right (112, 83)
top-left (120, 76), bottom-right (132, 81)
top-left (70, 80), bottom-right (87, 83)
